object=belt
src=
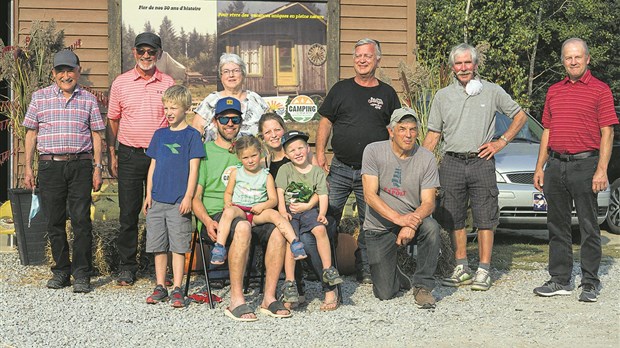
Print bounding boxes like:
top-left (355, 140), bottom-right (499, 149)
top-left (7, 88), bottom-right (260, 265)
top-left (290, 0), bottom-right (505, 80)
top-left (335, 158), bottom-right (361, 170)
top-left (548, 150), bottom-right (598, 162)
top-left (119, 143), bottom-right (147, 153)
top-left (445, 151), bottom-right (480, 160)
top-left (39, 153), bottom-right (93, 161)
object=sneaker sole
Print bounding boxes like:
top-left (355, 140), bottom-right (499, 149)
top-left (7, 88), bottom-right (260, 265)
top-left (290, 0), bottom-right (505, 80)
top-left (533, 289), bottom-right (572, 297)
top-left (578, 295), bottom-right (597, 302)
top-left (471, 283), bottom-right (491, 291)
top-left (326, 278), bottom-right (343, 286)
top-left (146, 297), bottom-right (169, 304)
top-left (415, 302), bottom-right (436, 309)
top-left (441, 279), bottom-right (473, 287)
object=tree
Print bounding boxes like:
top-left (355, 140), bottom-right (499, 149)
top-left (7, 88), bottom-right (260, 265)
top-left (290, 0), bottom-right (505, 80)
top-left (218, 0), bottom-right (247, 33)
top-left (158, 16), bottom-right (180, 57)
top-left (417, 0), bottom-right (619, 117)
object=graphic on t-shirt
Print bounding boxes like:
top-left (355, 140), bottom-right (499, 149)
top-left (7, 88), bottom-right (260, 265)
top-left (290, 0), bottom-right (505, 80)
top-left (164, 143), bottom-right (181, 154)
top-left (221, 166), bottom-right (236, 186)
top-left (368, 97), bottom-right (384, 110)
top-left (284, 181), bottom-right (314, 204)
top-left (391, 167), bottom-right (402, 187)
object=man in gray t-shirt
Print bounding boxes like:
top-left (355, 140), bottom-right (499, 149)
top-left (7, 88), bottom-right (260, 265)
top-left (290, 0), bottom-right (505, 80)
top-left (423, 43), bottom-right (527, 292)
top-left (361, 108), bottom-right (440, 308)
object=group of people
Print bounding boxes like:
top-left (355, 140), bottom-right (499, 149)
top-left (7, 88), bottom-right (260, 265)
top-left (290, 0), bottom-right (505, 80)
top-left (22, 30), bottom-right (615, 322)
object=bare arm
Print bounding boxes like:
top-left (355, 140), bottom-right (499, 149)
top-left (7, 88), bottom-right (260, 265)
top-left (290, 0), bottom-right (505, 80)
top-left (422, 130), bottom-right (441, 153)
top-left (533, 128), bottom-right (550, 192)
top-left (362, 174), bottom-right (424, 229)
top-left (223, 168), bottom-right (237, 208)
top-left (23, 129), bottom-right (38, 189)
top-left (191, 114), bottom-right (206, 136)
top-left (192, 184), bottom-right (217, 241)
top-left (317, 194), bottom-right (328, 224)
top-left (593, 126), bottom-right (614, 193)
top-left (315, 117), bottom-right (333, 171)
top-left (276, 187), bottom-right (291, 220)
top-left (253, 173), bottom-right (278, 214)
top-left (142, 159), bottom-right (156, 215)
top-left (478, 110), bottom-right (528, 160)
top-left (106, 118), bottom-right (120, 178)
top-left (179, 157), bottom-right (201, 215)
top-left (91, 130), bottom-right (104, 192)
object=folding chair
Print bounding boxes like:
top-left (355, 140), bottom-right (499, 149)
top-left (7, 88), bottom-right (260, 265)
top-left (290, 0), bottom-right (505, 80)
top-left (183, 225), bottom-right (264, 309)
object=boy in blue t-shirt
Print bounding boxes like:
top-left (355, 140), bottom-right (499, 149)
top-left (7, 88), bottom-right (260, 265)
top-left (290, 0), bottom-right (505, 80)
top-left (143, 85), bottom-right (205, 307)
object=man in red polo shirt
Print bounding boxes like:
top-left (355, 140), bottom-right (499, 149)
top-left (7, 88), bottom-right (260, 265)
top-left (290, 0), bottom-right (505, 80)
top-left (107, 32), bottom-right (174, 285)
top-left (533, 38), bottom-right (617, 302)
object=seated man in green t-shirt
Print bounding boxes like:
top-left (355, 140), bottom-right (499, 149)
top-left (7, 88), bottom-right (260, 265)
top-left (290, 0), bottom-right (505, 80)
top-left (192, 97), bottom-right (289, 321)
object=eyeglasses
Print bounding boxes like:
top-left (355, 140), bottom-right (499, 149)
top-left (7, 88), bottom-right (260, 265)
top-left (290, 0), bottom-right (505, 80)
top-left (221, 68), bottom-right (241, 76)
top-left (136, 48), bottom-right (158, 56)
top-left (217, 116), bottom-right (242, 125)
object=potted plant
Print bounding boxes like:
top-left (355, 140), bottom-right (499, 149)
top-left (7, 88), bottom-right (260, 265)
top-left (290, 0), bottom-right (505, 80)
top-left (0, 21), bottom-right (65, 265)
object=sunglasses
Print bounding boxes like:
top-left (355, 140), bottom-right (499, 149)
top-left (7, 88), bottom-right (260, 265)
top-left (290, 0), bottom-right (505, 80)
top-left (217, 116), bottom-right (242, 125)
top-left (136, 48), bottom-right (158, 56)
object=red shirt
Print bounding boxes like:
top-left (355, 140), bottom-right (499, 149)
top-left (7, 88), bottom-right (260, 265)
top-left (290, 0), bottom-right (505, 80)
top-left (107, 67), bottom-right (174, 148)
top-left (542, 70), bottom-right (617, 154)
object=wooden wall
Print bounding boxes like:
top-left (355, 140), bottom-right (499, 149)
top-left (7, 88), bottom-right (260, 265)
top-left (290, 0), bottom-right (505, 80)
top-left (331, 0), bottom-right (416, 93)
top-left (14, 0), bottom-right (110, 92)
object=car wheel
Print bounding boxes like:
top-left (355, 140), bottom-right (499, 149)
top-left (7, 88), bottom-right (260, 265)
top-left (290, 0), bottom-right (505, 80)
top-left (605, 179), bottom-right (620, 235)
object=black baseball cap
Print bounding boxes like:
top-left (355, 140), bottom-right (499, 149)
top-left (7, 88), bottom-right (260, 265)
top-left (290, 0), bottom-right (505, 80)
top-left (281, 130), bottom-right (309, 149)
top-left (134, 32), bottom-right (162, 49)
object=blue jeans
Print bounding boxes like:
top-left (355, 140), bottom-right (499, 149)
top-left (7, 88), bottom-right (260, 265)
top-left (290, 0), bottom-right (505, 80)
top-left (116, 144), bottom-right (151, 273)
top-left (298, 217), bottom-right (338, 292)
top-left (366, 217), bottom-right (440, 300)
top-left (38, 159), bottom-right (93, 278)
top-left (544, 156), bottom-right (601, 287)
top-left (327, 157), bottom-right (368, 273)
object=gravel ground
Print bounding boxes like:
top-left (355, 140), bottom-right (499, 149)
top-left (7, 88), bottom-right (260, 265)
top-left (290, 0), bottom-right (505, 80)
top-left (0, 250), bottom-right (619, 348)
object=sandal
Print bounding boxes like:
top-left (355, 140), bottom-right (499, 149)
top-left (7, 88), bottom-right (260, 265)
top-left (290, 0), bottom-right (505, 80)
top-left (290, 240), bottom-right (307, 260)
top-left (259, 300), bottom-right (292, 318)
top-left (224, 303), bottom-right (258, 322)
top-left (320, 289), bottom-right (340, 312)
top-left (210, 243), bottom-right (227, 265)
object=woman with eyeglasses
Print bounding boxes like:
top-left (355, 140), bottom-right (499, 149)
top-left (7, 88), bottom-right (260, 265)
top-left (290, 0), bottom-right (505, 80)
top-left (192, 53), bottom-right (269, 142)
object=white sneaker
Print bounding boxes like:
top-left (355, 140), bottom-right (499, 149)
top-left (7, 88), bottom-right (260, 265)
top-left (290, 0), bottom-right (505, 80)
top-left (441, 264), bottom-right (473, 287)
top-left (471, 269), bottom-right (492, 291)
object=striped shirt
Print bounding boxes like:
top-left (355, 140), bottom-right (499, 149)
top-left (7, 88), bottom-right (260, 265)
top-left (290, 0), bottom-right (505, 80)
top-left (107, 67), bottom-right (174, 148)
top-left (542, 70), bottom-right (617, 154)
top-left (23, 84), bottom-right (105, 154)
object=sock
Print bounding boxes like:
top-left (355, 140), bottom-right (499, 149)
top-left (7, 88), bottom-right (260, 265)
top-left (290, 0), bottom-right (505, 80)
top-left (456, 258), bottom-right (468, 268)
top-left (478, 262), bottom-right (490, 272)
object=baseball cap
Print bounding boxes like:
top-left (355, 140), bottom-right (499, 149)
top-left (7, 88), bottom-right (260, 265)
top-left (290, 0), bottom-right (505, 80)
top-left (281, 130), bottom-right (309, 149)
top-left (53, 50), bottom-right (80, 69)
top-left (214, 97), bottom-right (242, 116)
top-left (134, 32), bottom-right (162, 49)
top-left (390, 107), bottom-right (418, 124)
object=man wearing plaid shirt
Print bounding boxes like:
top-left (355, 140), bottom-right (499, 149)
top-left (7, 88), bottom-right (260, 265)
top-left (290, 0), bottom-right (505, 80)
top-left (23, 49), bottom-right (105, 293)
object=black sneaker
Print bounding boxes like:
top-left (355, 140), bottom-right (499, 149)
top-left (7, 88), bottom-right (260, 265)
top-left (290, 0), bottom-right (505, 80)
top-left (117, 270), bottom-right (136, 286)
top-left (146, 284), bottom-right (169, 304)
top-left (47, 273), bottom-right (71, 289)
top-left (533, 280), bottom-right (572, 297)
top-left (73, 277), bottom-right (92, 293)
top-left (578, 283), bottom-right (598, 302)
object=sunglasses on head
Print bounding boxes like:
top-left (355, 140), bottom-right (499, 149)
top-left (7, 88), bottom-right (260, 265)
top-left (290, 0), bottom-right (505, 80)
top-left (136, 48), bottom-right (158, 56)
top-left (217, 116), bottom-right (242, 125)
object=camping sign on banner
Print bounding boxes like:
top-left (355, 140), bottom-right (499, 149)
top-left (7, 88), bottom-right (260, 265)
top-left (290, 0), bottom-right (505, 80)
top-left (287, 95), bottom-right (317, 123)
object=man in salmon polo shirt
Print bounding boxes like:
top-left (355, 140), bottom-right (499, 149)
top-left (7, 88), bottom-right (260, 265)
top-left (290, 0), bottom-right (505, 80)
top-left (107, 32), bottom-right (175, 285)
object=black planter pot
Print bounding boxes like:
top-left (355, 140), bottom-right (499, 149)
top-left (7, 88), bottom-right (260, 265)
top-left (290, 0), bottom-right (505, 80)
top-left (8, 188), bottom-right (48, 265)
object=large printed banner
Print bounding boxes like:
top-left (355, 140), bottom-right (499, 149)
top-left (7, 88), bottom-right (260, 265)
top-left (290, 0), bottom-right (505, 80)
top-left (122, 0), bottom-right (327, 122)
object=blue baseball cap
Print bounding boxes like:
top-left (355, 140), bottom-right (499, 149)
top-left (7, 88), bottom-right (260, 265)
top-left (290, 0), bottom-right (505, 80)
top-left (214, 97), bottom-right (242, 116)
top-left (53, 49), bottom-right (80, 69)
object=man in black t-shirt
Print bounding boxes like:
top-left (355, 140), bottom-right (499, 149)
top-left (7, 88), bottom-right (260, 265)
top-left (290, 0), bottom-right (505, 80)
top-left (316, 38), bottom-right (401, 284)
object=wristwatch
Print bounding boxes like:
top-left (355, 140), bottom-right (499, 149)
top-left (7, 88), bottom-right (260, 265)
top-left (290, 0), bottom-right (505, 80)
top-left (500, 135), bottom-right (510, 144)
top-left (93, 163), bottom-right (104, 170)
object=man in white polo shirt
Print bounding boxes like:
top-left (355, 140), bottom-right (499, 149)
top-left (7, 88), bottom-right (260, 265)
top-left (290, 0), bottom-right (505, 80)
top-left (107, 32), bottom-right (174, 285)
